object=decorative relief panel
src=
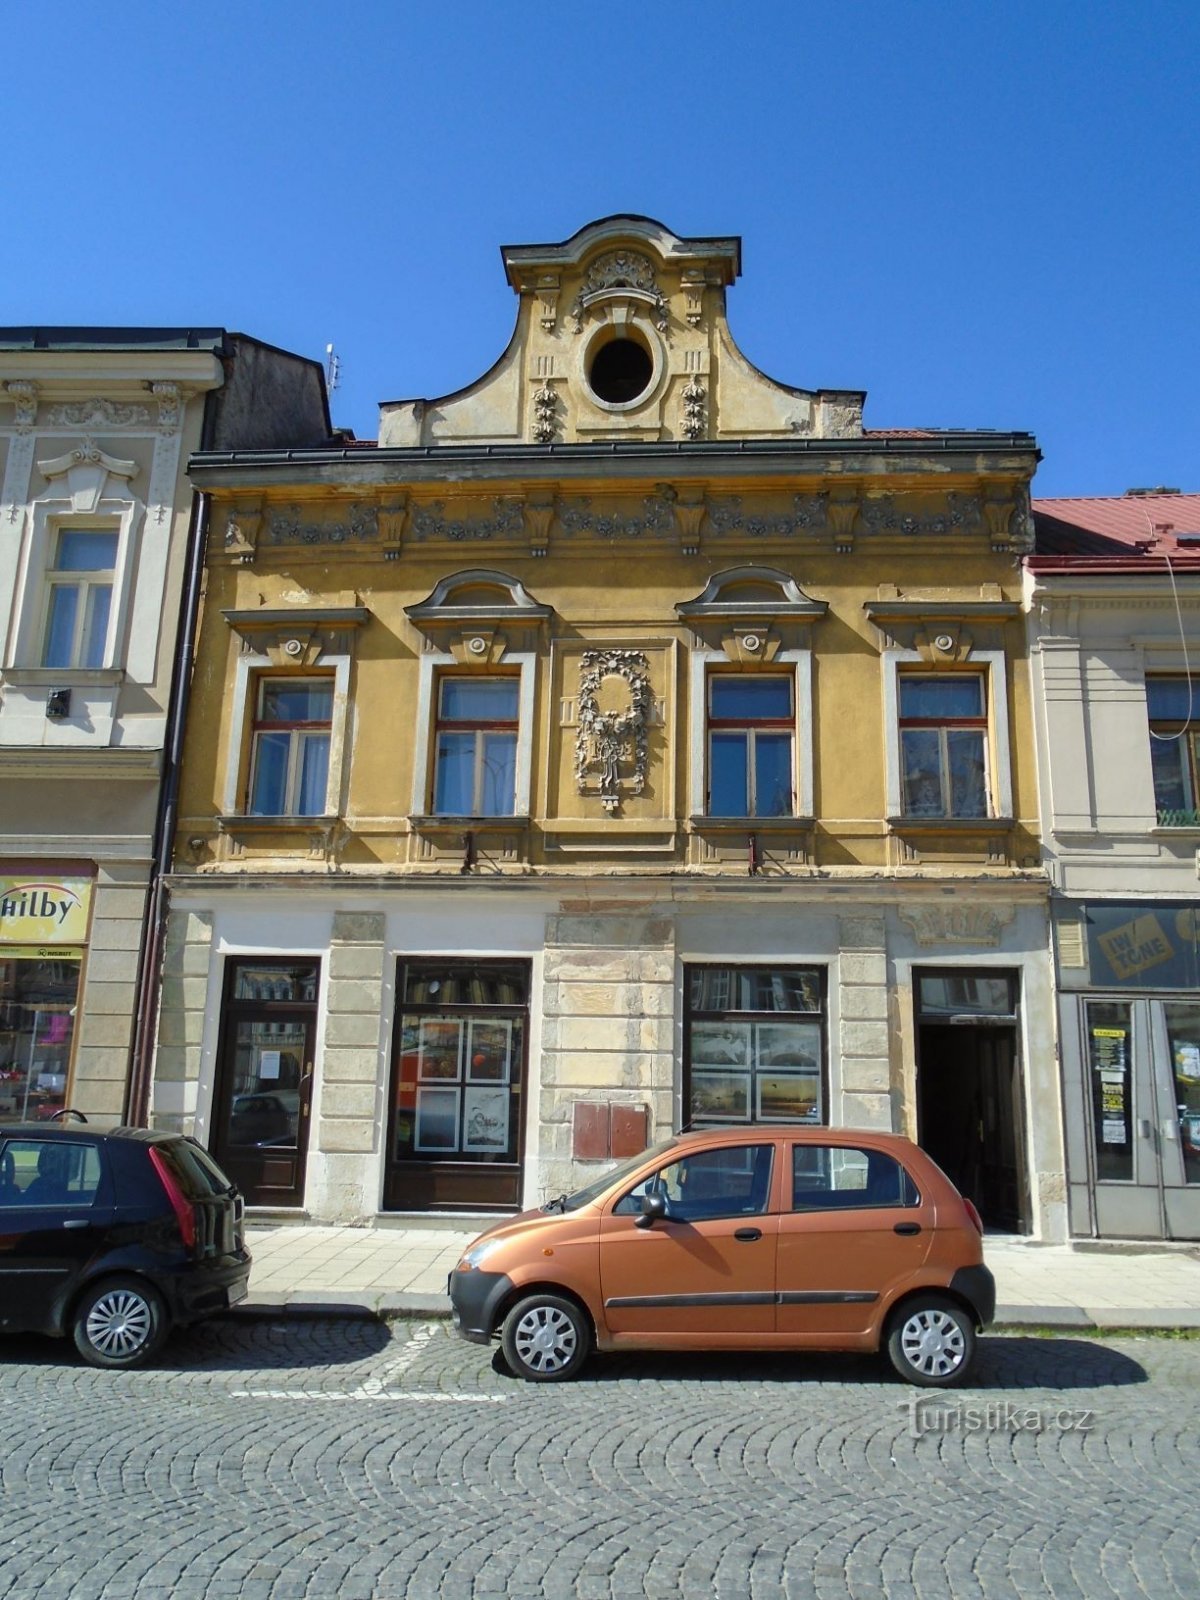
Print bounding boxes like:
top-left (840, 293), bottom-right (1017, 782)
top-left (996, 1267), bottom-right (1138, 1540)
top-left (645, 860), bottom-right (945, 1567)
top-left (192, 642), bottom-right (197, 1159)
top-left (897, 903), bottom-right (1014, 948)
top-left (46, 398), bottom-right (151, 428)
top-left (860, 493), bottom-right (981, 536)
top-left (267, 504), bottom-right (379, 545)
top-left (409, 499), bottom-right (525, 543)
top-left (575, 650), bottom-right (651, 814)
top-left (557, 492), bottom-right (676, 541)
top-left (706, 494), bottom-right (828, 538)
top-left (531, 383), bottom-right (558, 443)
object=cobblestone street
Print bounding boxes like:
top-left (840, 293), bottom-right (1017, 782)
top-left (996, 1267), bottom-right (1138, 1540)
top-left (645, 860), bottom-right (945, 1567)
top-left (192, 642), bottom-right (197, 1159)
top-left (1, 1318), bottom-right (1197, 1600)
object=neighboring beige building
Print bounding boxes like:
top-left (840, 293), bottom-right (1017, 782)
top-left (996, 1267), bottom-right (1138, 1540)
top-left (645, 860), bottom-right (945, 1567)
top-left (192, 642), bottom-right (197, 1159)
top-left (0, 331), bottom-right (327, 1128)
top-left (1029, 493), bottom-right (1200, 1240)
top-left (155, 218), bottom-right (1064, 1237)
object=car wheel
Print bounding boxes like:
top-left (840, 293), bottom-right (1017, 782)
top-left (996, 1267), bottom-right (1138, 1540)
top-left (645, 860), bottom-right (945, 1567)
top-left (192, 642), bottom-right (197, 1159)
top-left (72, 1277), bottom-right (169, 1370)
top-left (500, 1293), bottom-right (590, 1382)
top-left (886, 1295), bottom-right (975, 1387)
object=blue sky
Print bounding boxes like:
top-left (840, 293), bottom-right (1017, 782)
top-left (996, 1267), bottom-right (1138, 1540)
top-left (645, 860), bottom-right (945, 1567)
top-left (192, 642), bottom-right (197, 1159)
top-left (7, 2), bottom-right (1198, 495)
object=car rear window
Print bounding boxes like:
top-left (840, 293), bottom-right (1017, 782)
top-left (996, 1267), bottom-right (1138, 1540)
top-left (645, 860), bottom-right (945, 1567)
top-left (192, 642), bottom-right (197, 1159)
top-left (791, 1144), bottom-right (920, 1210)
top-left (153, 1139), bottom-right (232, 1199)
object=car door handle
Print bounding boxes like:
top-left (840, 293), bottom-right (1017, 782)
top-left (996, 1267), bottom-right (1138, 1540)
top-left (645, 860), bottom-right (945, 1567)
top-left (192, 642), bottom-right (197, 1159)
top-left (893, 1222), bottom-right (922, 1236)
top-left (62, 1219), bottom-right (89, 1230)
top-left (734, 1227), bottom-right (762, 1242)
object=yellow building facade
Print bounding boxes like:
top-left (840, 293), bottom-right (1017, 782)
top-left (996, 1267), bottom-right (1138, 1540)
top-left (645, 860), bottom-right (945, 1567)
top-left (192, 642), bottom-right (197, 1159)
top-left (154, 218), bottom-right (1064, 1237)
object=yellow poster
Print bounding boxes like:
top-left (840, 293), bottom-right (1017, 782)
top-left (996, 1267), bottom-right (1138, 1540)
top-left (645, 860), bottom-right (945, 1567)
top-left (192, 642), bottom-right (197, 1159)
top-left (1096, 913), bottom-right (1173, 982)
top-left (0, 877), bottom-right (93, 945)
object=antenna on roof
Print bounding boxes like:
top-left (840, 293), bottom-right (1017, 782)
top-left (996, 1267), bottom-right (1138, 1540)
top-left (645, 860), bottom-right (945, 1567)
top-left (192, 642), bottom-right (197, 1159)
top-left (325, 342), bottom-right (341, 394)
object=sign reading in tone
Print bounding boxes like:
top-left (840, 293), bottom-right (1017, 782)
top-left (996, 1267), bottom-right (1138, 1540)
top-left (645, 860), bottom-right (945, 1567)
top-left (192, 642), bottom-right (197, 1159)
top-left (0, 877), bottom-right (93, 945)
top-left (1076, 902), bottom-right (1200, 990)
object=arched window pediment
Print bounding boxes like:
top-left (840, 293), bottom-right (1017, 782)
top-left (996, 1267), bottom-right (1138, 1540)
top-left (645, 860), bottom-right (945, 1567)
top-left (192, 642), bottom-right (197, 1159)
top-left (405, 570), bottom-right (552, 624)
top-left (676, 566), bottom-right (827, 621)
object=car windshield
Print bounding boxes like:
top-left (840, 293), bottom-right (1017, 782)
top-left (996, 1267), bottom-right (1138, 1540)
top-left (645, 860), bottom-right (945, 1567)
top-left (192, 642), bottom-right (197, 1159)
top-left (558, 1138), bottom-right (679, 1212)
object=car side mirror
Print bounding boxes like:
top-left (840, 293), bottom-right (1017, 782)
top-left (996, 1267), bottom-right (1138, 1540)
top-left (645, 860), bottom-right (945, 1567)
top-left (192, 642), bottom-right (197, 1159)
top-left (635, 1192), bottom-right (667, 1229)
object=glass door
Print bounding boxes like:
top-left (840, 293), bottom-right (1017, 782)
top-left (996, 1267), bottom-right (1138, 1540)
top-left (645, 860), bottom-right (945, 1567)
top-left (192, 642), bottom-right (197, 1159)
top-left (1081, 997), bottom-right (1200, 1239)
top-left (211, 959), bottom-right (319, 1208)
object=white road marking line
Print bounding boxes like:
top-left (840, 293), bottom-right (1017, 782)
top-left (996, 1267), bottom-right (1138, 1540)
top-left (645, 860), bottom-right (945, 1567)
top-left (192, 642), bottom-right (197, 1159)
top-left (229, 1390), bottom-right (508, 1403)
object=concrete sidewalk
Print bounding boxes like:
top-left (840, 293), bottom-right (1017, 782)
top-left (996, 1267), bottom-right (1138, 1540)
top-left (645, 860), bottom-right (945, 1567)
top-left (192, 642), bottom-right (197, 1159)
top-left (240, 1220), bottom-right (1200, 1329)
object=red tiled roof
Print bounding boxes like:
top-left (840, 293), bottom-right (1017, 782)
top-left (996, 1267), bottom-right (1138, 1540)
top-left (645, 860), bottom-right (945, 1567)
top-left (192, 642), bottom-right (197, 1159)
top-left (1033, 493), bottom-right (1200, 556)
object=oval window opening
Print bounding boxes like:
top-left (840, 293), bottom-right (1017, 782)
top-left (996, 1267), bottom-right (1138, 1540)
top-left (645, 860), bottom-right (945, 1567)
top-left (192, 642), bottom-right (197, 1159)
top-left (589, 337), bottom-right (653, 405)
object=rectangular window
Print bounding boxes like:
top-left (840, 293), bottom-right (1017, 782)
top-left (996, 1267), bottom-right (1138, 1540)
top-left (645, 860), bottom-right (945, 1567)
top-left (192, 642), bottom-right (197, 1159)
top-left (707, 675), bottom-right (794, 816)
top-left (433, 677), bottom-right (518, 816)
top-left (685, 965), bottom-right (826, 1129)
top-left (1147, 677), bottom-right (1200, 825)
top-left (42, 528), bottom-right (118, 669)
top-left (247, 678), bottom-right (333, 816)
top-left (899, 674), bottom-right (989, 818)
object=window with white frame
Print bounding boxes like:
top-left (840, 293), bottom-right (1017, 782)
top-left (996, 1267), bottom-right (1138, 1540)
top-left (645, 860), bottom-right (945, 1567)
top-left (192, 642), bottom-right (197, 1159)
top-left (707, 675), bottom-right (794, 817)
top-left (41, 527), bottom-right (118, 669)
top-left (898, 673), bottom-right (989, 818)
top-left (1147, 676), bottom-right (1200, 825)
top-left (247, 678), bottom-right (333, 816)
top-left (432, 677), bottom-right (519, 816)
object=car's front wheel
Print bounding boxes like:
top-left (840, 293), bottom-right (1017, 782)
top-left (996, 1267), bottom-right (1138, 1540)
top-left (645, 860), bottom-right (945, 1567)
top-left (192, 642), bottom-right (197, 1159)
top-left (72, 1277), bottom-right (169, 1370)
top-left (886, 1295), bottom-right (975, 1387)
top-left (500, 1293), bottom-right (590, 1382)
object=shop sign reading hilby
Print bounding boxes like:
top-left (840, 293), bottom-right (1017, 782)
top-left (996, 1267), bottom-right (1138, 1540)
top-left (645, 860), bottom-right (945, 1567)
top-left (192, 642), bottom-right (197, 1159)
top-left (0, 878), bottom-right (92, 945)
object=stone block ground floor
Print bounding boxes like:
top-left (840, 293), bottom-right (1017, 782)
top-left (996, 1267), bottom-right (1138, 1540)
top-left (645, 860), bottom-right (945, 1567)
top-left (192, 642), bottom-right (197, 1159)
top-left (149, 877), bottom-right (1069, 1240)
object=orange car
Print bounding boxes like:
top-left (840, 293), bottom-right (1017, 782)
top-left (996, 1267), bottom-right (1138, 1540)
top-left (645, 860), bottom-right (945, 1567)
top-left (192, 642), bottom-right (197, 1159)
top-left (449, 1126), bottom-right (993, 1387)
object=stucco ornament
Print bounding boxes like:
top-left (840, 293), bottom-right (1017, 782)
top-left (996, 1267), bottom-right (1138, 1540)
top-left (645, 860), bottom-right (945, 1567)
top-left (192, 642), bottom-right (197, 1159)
top-left (6, 381), bottom-right (38, 431)
top-left (575, 650), bottom-right (651, 813)
top-left (681, 377), bottom-right (706, 440)
top-left (531, 383), bottom-right (558, 443)
top-left (571, 250), bottom-right (669, 333)
top-left (46, 398), bottom-right (150, 428)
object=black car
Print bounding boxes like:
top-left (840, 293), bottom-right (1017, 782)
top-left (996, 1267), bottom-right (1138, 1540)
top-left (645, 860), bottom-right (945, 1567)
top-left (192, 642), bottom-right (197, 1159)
top-left (0, 1124), bottom-right (251, 1368)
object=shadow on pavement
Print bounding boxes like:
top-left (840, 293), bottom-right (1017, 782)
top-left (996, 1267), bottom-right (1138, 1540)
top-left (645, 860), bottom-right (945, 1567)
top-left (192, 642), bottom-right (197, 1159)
top-left (489, 1335), bottom-right (1147, 1390)
top-left (1, 1314), bottom-right (395, 1374)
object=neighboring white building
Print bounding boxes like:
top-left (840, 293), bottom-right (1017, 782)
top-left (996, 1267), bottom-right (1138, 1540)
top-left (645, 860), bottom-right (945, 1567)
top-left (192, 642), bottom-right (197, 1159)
top-left (1029, 491), bottom-right (1200, 1239)
top-left (0, 331), bottom-right (328, 1127)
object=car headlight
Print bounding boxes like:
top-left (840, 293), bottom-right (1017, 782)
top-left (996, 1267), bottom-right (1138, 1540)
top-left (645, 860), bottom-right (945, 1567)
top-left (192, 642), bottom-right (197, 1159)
top-left (461, 1237), bottom-right (504, 1271)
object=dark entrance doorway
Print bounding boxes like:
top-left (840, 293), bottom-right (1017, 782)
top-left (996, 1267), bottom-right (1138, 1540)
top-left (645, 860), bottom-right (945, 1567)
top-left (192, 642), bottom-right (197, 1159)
top-left (211, 958), bottom-right (318, 1208)
top-left (915, 969), bottom-right (1030, 1234)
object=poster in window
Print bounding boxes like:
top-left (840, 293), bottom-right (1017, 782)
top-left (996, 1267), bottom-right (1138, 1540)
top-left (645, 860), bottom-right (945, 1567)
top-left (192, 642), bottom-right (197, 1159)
top-left (417, 1018), bottom-right (461, 1081)
top-left (467, 1019), bottom-right (512, 1083)
top-left (414, 1086), bottom-right (460, 1151)
top-left (755, 1021), bottom-right (821, 1072)
top-left (690, 1023), bottom-right (750, 1067)
top-left (690, 1070), bottom-right (751, 1121)
top-left (463, 1086), bottom-right (510, 1152)
top-left (756, 1071), bottom-right (820, 1122)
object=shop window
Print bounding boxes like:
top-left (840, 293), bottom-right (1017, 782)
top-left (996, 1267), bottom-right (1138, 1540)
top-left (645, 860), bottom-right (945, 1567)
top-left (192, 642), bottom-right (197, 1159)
top-left (388, 960), bottom-right (529, 1211)
top-left (1147, 677), bottom-right (1200, 826)
top-left (247, 678), bottom-right (333, 816)
top-left (41, 527), bottom-right (118, 669)
top-left (707, 676), bottom-right (794, 817)
top-left (898, 673), bottom-right (989, 818)
top-left (1085, 999), bottom-right (1134, 1182)
top-left (0, 953), bottom-right (81, 1123)
top-left (1163, 1002), bottom-right (1200, 1186)
top-left (432, 677), bottom-right (519, 816)
top-left (684, 965), bottom-right (826, 1129)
